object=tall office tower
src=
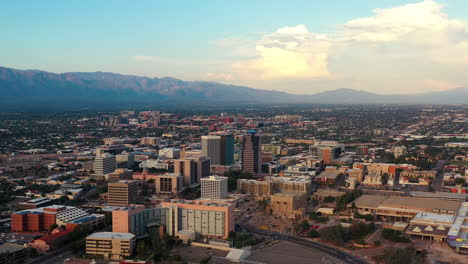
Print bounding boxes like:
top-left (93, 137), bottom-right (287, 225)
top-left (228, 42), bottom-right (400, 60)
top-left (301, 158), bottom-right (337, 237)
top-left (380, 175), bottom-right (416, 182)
top-left (174, 156), bottom-right (211, 187)
top-left (93, 153), bottom-right (117, 176)
top-left (202, 135), bottom-right (221, 165)
top-left (201, 176), bottom-right (228, 200)
top-left (310, 146), bottom-right (341, 165)
top-left (242, 130), bottom-right (262, 174)
top-left (220, 133), bottom-right (234, 165)
top-left (201, 134), bottom-right (234, 166)
top-left (108, 180), bottom-right (138, 206)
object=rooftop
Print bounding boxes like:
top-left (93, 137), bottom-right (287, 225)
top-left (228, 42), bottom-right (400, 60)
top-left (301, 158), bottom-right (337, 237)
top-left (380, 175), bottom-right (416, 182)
top-left (87, 232), bottom-right (135, 240)
top-left (0, 243), bottom-right (25, 253)
top-left (411, 212), bottom-right (456, 224)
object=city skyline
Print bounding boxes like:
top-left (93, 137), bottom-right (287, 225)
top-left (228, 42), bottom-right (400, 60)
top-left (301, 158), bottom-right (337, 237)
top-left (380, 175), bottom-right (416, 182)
top-left (2, 0), bottom-right (468, 95)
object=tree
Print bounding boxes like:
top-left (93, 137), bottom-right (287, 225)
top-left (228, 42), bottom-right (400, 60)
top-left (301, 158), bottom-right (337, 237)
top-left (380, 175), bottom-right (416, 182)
top-left (136, 240), bottom-right (146, 258)
top-left (455, 178), bottom-right (465, 185)
top-left (308, 229), bottom-right (319, 238)
top-left (187, 238), bottom-right (192, 246)
top-left (49, 224), bottom-right (59, 232)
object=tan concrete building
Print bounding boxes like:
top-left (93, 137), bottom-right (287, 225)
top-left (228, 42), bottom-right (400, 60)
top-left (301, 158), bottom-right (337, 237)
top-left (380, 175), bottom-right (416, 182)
top-left (353, 162), bottom-right (397, 177)
top-left (237, 179), bottom-right (273, 197)
top-left (140, 137), bottom-right (160, 146)
top-left (107, 168), bottom-right (133, 182)
top-left (353, 195), bottom-right (461, 222)
top-left (112, 205), bottom-right (145, 236)
top-left (237, 176), bottom-right (311, 197)
top-left (108, 180), bottom-right (138, 206)
top-left (161, 200), bottom-right (234, 239)
top-left (347, 168), bottom-right (364, 183)
top-left (86, 232), bottom-right (135, 260)
top-left (400, 170), bottom-right (437, 179)
top-left (268, 192), bottom-right (307, 219)
top-left (362, 172), bottom-right (383, 186)
top-left (312, 189), bottom-right (345, 201)
top-left (155, 173), bottom-right (185, 195)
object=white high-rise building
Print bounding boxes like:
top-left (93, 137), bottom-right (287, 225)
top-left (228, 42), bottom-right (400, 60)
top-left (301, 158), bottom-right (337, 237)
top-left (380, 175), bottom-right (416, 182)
top-left (202, 135), bottom-right (221, 165)
top-left (94, 153), bottom-right (117, 176)
top-left (201, 176), bottom-right (228, 200)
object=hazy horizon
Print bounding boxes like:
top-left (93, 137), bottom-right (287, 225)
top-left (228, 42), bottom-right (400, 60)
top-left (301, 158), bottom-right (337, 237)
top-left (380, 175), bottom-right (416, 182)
top-left (2, 0), bottom-right (468, 95)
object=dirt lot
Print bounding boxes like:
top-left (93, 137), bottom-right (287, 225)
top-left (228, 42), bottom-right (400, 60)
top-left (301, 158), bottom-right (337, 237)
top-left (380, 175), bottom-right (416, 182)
top-left (247, 241), bottom-right (344, 264)
top-left (173, 245), bottom-right (227, 264)
top-left (425, 242), bottom-right (468, 264)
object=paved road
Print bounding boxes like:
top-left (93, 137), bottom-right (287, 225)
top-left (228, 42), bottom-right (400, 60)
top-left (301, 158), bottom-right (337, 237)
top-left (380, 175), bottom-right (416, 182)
top-left (28, 246), bottom-right (73, 264)
top-left (244, 225), bottom-right (369, 264)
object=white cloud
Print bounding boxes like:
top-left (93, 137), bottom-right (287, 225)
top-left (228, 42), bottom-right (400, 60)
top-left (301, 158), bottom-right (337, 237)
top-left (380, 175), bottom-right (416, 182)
top-left (216, 0), bottom-right (468, 93)
top-left (231, 25), bottom-right (332, 80)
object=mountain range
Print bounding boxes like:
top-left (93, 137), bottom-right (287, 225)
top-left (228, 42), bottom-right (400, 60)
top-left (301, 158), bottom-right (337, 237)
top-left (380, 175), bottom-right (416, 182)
top-left (0, 66), bottom-right (467, 110)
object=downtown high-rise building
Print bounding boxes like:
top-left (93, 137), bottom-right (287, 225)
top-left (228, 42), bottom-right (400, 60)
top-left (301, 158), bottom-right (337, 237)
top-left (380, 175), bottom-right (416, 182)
top-left (242, 130), bottom-right (262, 174)
top-left (93, 153), bottom-right (117, 176)
top-left (108, 180), bottom-right (138, 206)
top-left (202, 135), bottom-right (221, 165)
top-left (174, 156), bottom-right (211, 187)
top-left (201, 133), bottom-right (234, 166)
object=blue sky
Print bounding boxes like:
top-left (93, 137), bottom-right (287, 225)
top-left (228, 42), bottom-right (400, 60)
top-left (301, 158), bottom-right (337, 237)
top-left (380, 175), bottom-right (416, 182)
top-left (2, 0), bottom-right (468, 94)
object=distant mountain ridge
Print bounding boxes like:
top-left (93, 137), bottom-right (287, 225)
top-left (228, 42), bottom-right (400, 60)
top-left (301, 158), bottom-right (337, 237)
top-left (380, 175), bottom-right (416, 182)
top-left (0, 66), bottom-right (466, 110)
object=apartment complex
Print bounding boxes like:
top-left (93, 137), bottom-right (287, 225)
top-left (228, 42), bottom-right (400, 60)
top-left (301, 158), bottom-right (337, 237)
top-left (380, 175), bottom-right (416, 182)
top-left (241, 130), bottom-right (262, 174)
top-left (201, 176), bottom-right (228, 200)
top-left (108, 180), bottom-right (138, 206)
top-left (237, 176), bottom-right (311, 197)
top-left (237, 179), bottom-right (273, 197)
top-left (86, 232), bottom-right (135, 260)
top-left (353, 162), bottom-right (397, 177)
top-left (174, 156), bottom-right (211, 187)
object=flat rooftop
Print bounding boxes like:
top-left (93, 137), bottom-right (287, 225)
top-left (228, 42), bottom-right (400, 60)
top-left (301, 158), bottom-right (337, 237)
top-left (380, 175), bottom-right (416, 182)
top-left (381, 195), bottom-right (460, 212)
top-left (354, 195), bottom-right (387, 208)
top-left (353, 195), bottom-right (461, 213)
top-left (87, 232), bottom-right (135, 240)
top-left (411, 212), bottom-right (456, 224)
top-left (0, 243), bottom-right (25, 253)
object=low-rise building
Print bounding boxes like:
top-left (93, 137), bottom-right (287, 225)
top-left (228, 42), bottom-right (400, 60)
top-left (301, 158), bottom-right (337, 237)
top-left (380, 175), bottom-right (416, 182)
top-left (86, 232), bottom-right (136, 260)
top-left (0, 243), bottom-right (28, 263)
top-left (268, 192), bottom-right (307, 219)
top-left (352, 195), bottom-right (461, 222)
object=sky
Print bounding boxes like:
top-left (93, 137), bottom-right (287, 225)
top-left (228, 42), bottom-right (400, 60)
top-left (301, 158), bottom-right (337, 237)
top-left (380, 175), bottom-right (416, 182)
top-left (1, 0), bottom-right (468, 95)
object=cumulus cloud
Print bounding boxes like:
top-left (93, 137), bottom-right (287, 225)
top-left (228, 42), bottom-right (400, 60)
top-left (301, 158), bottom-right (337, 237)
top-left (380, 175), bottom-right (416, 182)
top-left (232, 25), bottom-right (332, 80)
top-left (217, 0), bottom-right (468, 93)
